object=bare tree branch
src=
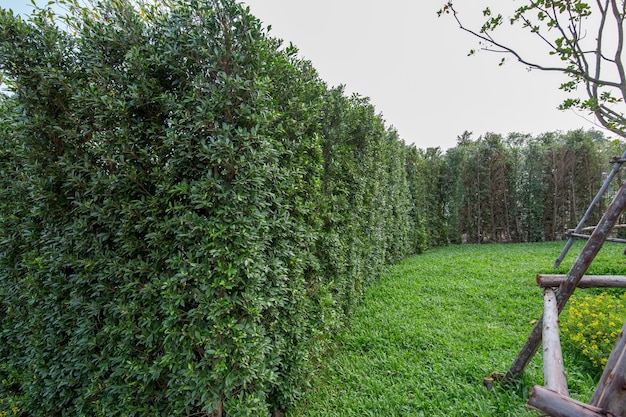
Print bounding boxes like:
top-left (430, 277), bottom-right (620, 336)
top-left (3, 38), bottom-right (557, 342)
top-left (449, 4), bottom-right (623, 87)
top-left (610, 0), bottom-right (626, 101)
top-left (443, 0), bottom-right (626, 138)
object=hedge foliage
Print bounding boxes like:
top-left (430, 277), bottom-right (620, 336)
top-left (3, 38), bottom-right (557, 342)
top-left (0, 1), bottom-right (426, 415)
top-left (439, 130), bottom-right (625, 243)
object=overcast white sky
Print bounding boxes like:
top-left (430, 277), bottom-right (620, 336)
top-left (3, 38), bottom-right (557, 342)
top-left (1, 0), bottom-right (605, 149)
top-left (242, 0), bottom-right (602, 150)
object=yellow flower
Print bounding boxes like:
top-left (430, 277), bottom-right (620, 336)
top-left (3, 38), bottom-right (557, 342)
top-left (562, 291), bottom-right (626, 370)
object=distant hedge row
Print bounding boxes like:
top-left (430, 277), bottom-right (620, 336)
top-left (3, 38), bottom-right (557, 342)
top-left (0, 1), bottom-right (430, 415)
top-left (438, 130), bottom-right (625, 244)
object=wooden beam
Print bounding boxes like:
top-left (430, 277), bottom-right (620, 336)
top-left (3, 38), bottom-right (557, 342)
top-left (590, 321), bottom-right (626, 416)
top-left (542, 288), bottom-right (569, 396)
top-left (506, 180), bottom-right (626, 381)
top-left (566, 233), bottom-right (626, 244)
top-left (527, 386), bottom-right (612, 417)
top-left (537, 274), bottom-right (626, 288)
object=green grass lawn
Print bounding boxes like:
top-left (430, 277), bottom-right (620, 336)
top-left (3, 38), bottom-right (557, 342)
top-left (287, 241), bottom-right (626, 416)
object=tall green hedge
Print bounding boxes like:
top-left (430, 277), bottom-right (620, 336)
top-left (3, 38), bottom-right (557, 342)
top-left (0, 1), bottom-right (423, 415)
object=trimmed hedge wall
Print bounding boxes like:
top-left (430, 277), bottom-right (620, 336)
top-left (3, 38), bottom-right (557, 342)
top-left (0, 1), bottom-right (428, 415)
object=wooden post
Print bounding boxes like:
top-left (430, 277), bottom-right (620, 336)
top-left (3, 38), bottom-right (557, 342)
top-left (590, 321), bottom-right (626, 416)
top-left (527, 386), bottom-right (611, 417)
top-left (505, 180), bottom-right (626, 381)
top-left (537, 274), bottom-right (626, 289)
top-left (566, 233), bottom-right (626, 244)
top-left (542, 288), bottom-right (568, 396)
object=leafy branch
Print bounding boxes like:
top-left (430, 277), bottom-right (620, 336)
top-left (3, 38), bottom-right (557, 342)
top-left (439, 0), bottom-right (626, 138)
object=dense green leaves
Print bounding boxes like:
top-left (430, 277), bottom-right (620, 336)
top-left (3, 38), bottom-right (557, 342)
top-left (0, 1), bottom-right (425, 415)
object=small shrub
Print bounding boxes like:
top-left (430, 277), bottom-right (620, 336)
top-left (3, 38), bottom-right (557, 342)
top-left (561, 292), bottom-right (626, 369)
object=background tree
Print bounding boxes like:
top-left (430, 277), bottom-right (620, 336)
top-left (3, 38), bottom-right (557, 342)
top-left (504, 132), bottom-right (533, 242)
top-left (441, 131), bottom-right (473, 243)
top-left (484, 133), bottom-right (514, 242)
top-left (406, 146), bottom-right (449, 249)
top-left (518, 134), bottom-right (550, 241)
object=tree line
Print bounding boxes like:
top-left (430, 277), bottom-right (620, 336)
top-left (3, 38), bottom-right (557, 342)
top-left (411, 129), bottom-right (626, 247)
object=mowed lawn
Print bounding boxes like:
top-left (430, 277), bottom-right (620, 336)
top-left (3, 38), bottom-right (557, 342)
top-left (287, 241), bottom-right (625, 416)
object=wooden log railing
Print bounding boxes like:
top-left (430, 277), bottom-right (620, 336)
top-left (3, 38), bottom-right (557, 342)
top-left (527, 386), bottom-right (614, 417)
top-left (553, 148), bottom-right (626, 269)
top-left (524, 285), bottom-right (626, 416)
top-left (566, 232), bottom-right (626, 244)
top-left (515, 271), bottom-right (626, 416)
top-left (537, 274), bottom-right (626, 288)
top-left (568, 224), bottom-right (626, 233)
top-left (498, 179), bottom-right (626, 416)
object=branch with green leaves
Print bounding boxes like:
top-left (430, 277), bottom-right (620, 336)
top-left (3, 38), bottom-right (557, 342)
top-left (439, 0), bottom-right (626, 138)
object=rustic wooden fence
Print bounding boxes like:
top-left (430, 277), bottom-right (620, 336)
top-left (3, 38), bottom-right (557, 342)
top-left (501, 175), bottom-right (626, 417)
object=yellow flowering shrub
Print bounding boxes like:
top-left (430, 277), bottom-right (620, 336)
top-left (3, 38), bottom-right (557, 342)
top-left (561, 292), bottom-right (626, 369)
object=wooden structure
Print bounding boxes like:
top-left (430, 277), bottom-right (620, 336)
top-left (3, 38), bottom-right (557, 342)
top-left (527, 276), bottom-right (626, 416)
top-left (501, 175), bottom-right (626, 416)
